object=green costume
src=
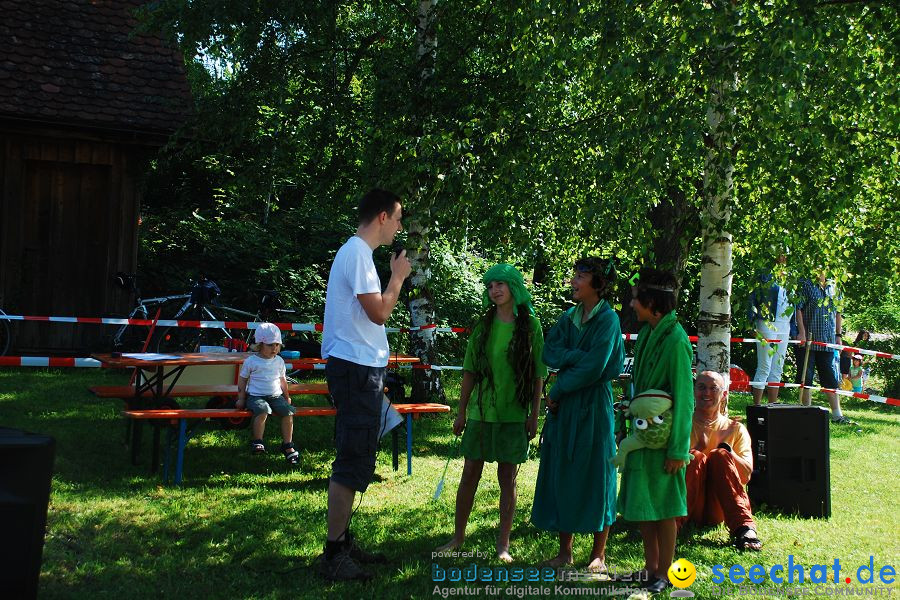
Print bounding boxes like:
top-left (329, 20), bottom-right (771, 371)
top-left (616, 310), bottom-right (694, 521)
top-left (531, 300), bottom-right (625, 533)
top-left (460, 264), bottom-right (547, 463)
top-left (462, 318), bottom-right (547, 423)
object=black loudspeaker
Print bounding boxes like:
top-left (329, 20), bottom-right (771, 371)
top-left (746, 405), bottom-right (831, 518)
top-left (0, 428), bottom-right (56, 600)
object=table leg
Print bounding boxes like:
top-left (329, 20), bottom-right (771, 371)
top-left (163, 427), bottom-right (173, 484)
top-left (391, 428), bottom-right (399, 471)
top-left (175, 419), bottom-right (187, 486)
top-left (406, 414), bottom-right (413, 476)
top-left (131, 420), bottom-right (143, 466)
top-left (151, 426), bottom-right (161, 473)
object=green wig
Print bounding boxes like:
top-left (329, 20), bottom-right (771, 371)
top-left (481, 264), bottom-right (534, 315)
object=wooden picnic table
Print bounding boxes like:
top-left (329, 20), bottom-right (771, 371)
top-left (89, 352), bottom-right (441, 481)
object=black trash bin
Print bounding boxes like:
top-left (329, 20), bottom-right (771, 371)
top-left (0, 427), bottom-right (55, 600)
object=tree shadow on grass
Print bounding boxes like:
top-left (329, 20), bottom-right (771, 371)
top-left (41, 494), bottom-right (395, 599)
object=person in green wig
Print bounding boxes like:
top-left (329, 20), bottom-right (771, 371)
top-left (616, 268), bottom-right (694, 594)
top-left (531, 256), bottom-right (625, 573)
top-left (435, 263), bottom-right (547, 562)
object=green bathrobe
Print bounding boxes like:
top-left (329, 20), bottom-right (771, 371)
top-left (531, 300), bottom-right (625, 533)
top-left (617, 310), bottom-right (694, 521)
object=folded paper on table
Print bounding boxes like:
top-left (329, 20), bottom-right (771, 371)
top-left (123, 353), bottom-right (181, 361)
top-left (199, 346), bottom-right (229, 353)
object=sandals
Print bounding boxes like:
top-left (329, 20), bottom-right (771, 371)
top-left (733, 525), bottom-right (763, 551)
top-left (250, 439), bottom-right (299, 465)
top-left (282, 442), bottom-right (300, 466)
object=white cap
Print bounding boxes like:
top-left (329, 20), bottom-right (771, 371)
top-left (254, 322), bottom-right (282, 345)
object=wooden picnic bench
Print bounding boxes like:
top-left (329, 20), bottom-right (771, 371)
top-left (89, 382), bottom-right (330, 399)
top-left (120, 402), bottom-right (450, 485)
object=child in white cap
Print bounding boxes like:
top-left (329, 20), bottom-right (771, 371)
top-left (236, 322), bottom-right (299, 465)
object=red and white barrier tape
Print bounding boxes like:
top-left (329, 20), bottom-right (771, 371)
top-left (746, 380), bottom-right (900, 407)
top-left (622, 332), bottom-right (900, 361)
top-left (0, 314), bottom-right (469, 334)
top-left (3, 355), bottom-right (898, 409)
top-left (806, 341), bottom-right (897, 360)
top-left (0, 356), bottom-right (102, 368)
top-left (0, 356), bottom-right (465, 372)
top-left (2, 314), bottom-right (897, 359)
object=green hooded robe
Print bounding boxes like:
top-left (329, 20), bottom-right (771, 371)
top-left (616, 310), bottom-right (694, 521)
top-left (531, 300), bottom-right (625, 533)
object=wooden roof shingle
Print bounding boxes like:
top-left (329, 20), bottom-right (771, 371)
top-left (0, 0), bottom-right (191, 134)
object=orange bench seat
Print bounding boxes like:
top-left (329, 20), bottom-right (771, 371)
top-left (91, 382), bottom-right (329, 398)
top-left (123, 403), bottom-right (450, 420)
top-left (123, 402), bottom-right (451, 485)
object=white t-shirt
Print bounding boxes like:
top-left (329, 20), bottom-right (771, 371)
top-left (239, 354), bottom-right (286, 397)
top-left (322, 235), bottom-right (389, 367)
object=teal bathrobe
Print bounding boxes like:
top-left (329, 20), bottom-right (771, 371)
top-left (616, 310), bottom-right (694, 521)
top-left (531, 300), bottom-right (625, 533)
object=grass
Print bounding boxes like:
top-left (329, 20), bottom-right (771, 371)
top-left (0, 367), bottom-right (898, 599)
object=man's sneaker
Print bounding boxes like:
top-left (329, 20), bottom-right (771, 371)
top-left (831, 415), bottom-right (856, 426)
top-left (317, 549), bottom-right (372, 581)
top-left (345, 533), bottom-right (387, 564)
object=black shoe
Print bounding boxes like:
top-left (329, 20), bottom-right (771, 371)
top-left (317, 549), bottom-right (373, 581)
top-left (644, 576), bottom-right (671, 593)
top-left (345, 532), bottom-right (387, 564)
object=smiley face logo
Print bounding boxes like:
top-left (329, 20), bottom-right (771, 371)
top-left (668, 558), bottom-right (697, 588)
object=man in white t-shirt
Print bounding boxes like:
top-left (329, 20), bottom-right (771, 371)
top-left (318, 188), bottom-right (411, 581)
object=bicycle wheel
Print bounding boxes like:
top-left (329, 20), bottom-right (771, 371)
top-left (0, 312), bottom-right (11, 356)
top-left (110, 320), bottom-right (153, 352)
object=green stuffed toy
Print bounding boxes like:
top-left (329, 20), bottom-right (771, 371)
top-left (610, 389), bottom-right (673, 471)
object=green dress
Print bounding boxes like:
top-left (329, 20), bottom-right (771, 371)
top-left (460, 315), bottom-right (548, 464)
top-left (531, 300), bottom-right (625, 533)
top-left (616, 310), bottom-right (694, 521)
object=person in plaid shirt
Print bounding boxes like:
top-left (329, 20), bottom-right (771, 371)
top-left (795, 273), bottom-right (854, 425)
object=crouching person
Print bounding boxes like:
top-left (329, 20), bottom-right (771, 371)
top-left (681, 371), bottom-right (762, 551)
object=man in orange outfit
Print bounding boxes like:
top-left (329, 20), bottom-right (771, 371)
top-left (680, 370), bottom-right (762, 551)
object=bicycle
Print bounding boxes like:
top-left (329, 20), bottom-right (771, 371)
top-left (154, 278), bottom-right (311, 354)
top-left (109, 273), bottom-right (191, 352)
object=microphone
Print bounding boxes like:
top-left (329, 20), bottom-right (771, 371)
top-left (392, 242), bottom-right (404, 259)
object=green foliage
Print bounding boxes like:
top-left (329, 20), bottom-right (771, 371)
top-left (846, 298), bottom-right (900, 398)
top-left (137, 201), bottom-right (350, 323)
top-left (869, 337), bottom-right (900, 399)
top-left (845, 298), bottom-right (900, 335)
top-left (425, 239), bottom-right (487, 364)
top-left (131, 0), bottom-right (899, 374)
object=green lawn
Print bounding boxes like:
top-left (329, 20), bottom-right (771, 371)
top-left (0, 368), bottom-right (897, 599)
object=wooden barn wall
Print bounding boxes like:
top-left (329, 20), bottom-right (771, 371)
top-left (1, 131), bottom-right (143, 353)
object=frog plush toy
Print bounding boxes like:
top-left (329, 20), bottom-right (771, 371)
top-left (610, 389), bottom-right (673, 471)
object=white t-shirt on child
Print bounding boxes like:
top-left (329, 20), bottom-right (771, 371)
top-left (239, 354), bottom-right (286, 397)
top-left (322, 235), bottom-right (389, 367)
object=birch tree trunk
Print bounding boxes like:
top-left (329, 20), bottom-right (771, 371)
top-left (696, 31), bottom-right (736, 379)
top-left (405, 0), bottom-right (445, 403)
